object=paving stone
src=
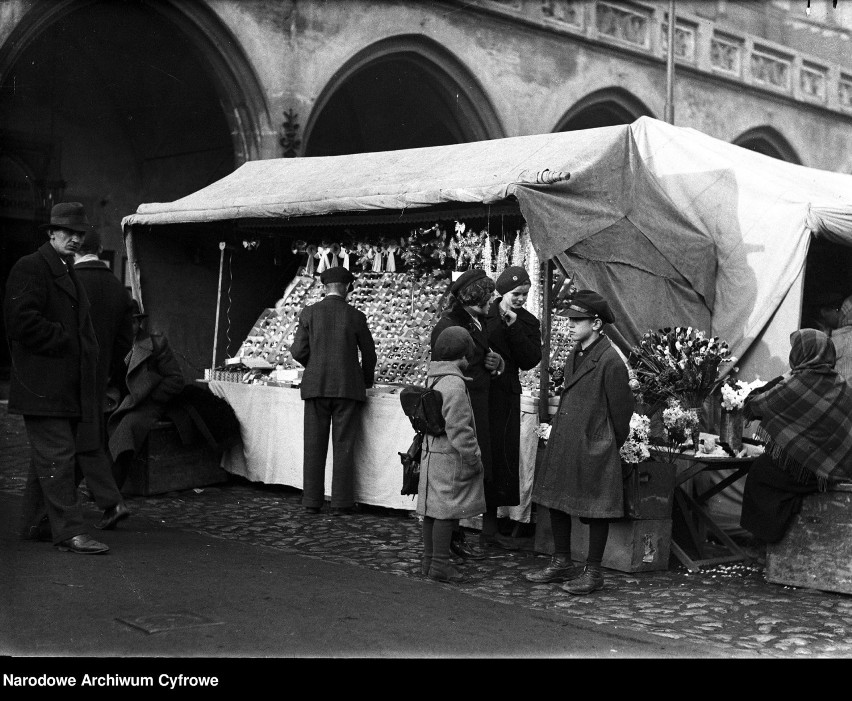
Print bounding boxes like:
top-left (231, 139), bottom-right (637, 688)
top-left (2, 408), bottom-right (852, 658)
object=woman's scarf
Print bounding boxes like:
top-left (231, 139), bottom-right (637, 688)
top-left (744, 328), bottom-right (852, 486)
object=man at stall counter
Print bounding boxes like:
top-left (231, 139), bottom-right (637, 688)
top-left (290, 266), bottom-right (377, 515)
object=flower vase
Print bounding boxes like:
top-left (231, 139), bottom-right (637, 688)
top-left (685, 401), bottom-right (704, 453)
top-left (719, 409), bottom-right (744, 453)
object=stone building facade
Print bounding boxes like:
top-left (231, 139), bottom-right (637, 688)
top-left (2, 0), bottom-right (851, 367)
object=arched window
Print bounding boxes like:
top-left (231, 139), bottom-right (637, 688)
top-left (555, 88), bottom-right (654, 132)
top-left (304, 36), bottom-right (503, 156)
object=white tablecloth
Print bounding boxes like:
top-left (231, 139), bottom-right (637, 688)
top-left (209, 380), bottom-right (555, 518)
top-left (209, 381), bottom-right (417, 510)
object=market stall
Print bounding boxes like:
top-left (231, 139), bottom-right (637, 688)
top-left (121, 116), bottom-right (852, 521)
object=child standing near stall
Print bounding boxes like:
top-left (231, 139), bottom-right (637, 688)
top-left (526, 290), bottom-right (634, 595)
top-left (417, 326), bottom-right (486, 583)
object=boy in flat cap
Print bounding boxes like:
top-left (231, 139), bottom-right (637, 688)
top-left (430, 268), bottom-right (504, 559)
top-left (526, 289), bottom-right (634, 595)
top-left (290, 267), bottom-right (377, 515)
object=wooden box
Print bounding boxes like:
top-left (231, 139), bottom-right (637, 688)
top-left (122, 420), bottom-right (229, 497)
top-left (533, 509), bottom-right (672, 573)
top-left (623, 461), bottom-right (676, 520)
top-left (765, 484), bottom-right (852, 595)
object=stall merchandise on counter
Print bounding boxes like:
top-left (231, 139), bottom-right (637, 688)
top-left (207, 222), bottom-right (575, 518)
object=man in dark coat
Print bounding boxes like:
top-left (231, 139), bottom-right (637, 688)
top-left (73, 229), bottom-right (134, 529)
top-left (290, 266), bottom-right (377, 515)
top-left (4, 202), bottom-right (109, 554)
top-left (107, 302), bottom-right (185, 489)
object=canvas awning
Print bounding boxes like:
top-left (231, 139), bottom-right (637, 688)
top-left (123, 117), bottom-right (852, 383)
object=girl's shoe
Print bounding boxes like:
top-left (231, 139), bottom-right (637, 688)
top-left (427, 561), bottom-right (467, 583)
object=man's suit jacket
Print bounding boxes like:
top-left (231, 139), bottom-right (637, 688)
top-left (3, 242), bottom-right (99, 420)
top-left (290, 294), bottom-right (377, 401)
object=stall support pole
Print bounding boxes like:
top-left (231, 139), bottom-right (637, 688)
top-left (664, 0), bottom-right (676, 125)
top-left (539, 260), bottom-right (553, 423)
top-left (212, 241), bottom-right (226, 370)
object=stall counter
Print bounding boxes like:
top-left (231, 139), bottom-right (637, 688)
top-left (209, 380), bottom-right (557, 517)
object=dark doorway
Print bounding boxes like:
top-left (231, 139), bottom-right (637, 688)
top-left (801, 237), bottom-right (852, 331)
top-left (1, 0), bottom-right (237, 372)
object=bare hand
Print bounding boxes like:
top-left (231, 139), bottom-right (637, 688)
top-left (501, 308), bottom-right (517, 326)
top-left (484, 350), bottom-right (501, 371)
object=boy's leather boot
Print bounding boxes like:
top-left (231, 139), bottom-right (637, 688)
top-left (561, 564), bottom-right (604, 595)
top-left (524, 554), bottom-right (575, 583)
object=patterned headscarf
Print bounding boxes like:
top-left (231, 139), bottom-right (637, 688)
top-left (744, 328), bottom-right (852, 485)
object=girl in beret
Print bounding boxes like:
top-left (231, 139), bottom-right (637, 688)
top-left (482, 266), bottom-right (542, 549)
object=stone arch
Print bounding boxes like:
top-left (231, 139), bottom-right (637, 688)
top-left (554, 88), bottom-right (654, 132)
top-left (303, 35), bottom-right (504, 156)
top-left (733, 126), bottom-right (801, 164)
top-left (0, 0), bottom-right (270, 165)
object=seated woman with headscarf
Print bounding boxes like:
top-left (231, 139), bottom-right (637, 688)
top-left (740, 328), bottom-right (852, 544)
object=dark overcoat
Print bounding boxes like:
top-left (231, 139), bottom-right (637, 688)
top-left (74, 259), bottom-right (134, 451)
top-left (416, 361), bottom-right (486, 520)
top-left (532, 335), bottom-right (634, 518)
top-left (3, 242), bottom-right (98, 421)
top-left (430, 305), bottom-right (494, 478)
top-left (107, 330), bottom-right (185, 460)
top-left (290, 294), bottom-right (377, 401)
top-left (485, 300), bottom-right (542, 506)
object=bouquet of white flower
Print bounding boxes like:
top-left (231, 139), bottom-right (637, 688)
top-left (620, 413), bottom-right (651, 464)
top-left (720, 377), bottom-right (767, 411)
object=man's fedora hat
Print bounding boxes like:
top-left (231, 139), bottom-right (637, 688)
top-left (41, 202), bottom-right (93, 233)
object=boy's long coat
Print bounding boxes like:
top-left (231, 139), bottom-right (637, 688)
top-left (532, 335), bottom-right (634, 518)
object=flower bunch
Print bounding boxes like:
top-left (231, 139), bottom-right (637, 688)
top-left (655, 398), bottom-right (700, 462)
top-left (628, 326), bottom-right (736, 409)
top-left (620, 413), bottom-right (651, 464)
top-left (720, 377), bottom-right (767, 411)
top-left (535, 422), bottom-right (552, 441)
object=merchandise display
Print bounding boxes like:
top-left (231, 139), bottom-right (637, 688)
top-left (216, 222), bottom-right (575, 396)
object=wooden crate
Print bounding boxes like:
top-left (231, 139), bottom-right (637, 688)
top-left (623, 461), bottom-right (676, 520)
top-left (765, 484), bottom-right (852, 595)
top-left (122, 420), bottom-right (229, 497)
top-left (571, 517), bottom-right (672, 573)
top-left (533, 509), bottom-right (672, 573)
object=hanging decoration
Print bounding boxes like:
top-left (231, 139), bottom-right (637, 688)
top-left (329, 243), bottom-right (341, 267)
top-left (304, 244), bottom-right (317, 276)
top-left (495, 239), bottom-right (509, 276)
top-left (524, 226), bottom-right (541, 321)
top-left (316, 242), bottom-right (336, 273)
top-left (481, 233), bottom-right (493, 277)
top-left (511, 230), bottom-right (525, 268)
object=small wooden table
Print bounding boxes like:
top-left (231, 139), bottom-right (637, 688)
top-left (652, 445), bottom-right (758, 572)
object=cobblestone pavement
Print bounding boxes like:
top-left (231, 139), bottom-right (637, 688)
top-left (3, 407), bottom-right (852, 658)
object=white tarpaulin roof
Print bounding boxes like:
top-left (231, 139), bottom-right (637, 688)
top-left (123, 117), bottom-right (852, 381)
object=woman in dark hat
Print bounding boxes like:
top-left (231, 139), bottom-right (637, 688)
top-left (483, 265), bottom-right (542, 548)
top-left (430, 268), bottom-right (504, 559)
